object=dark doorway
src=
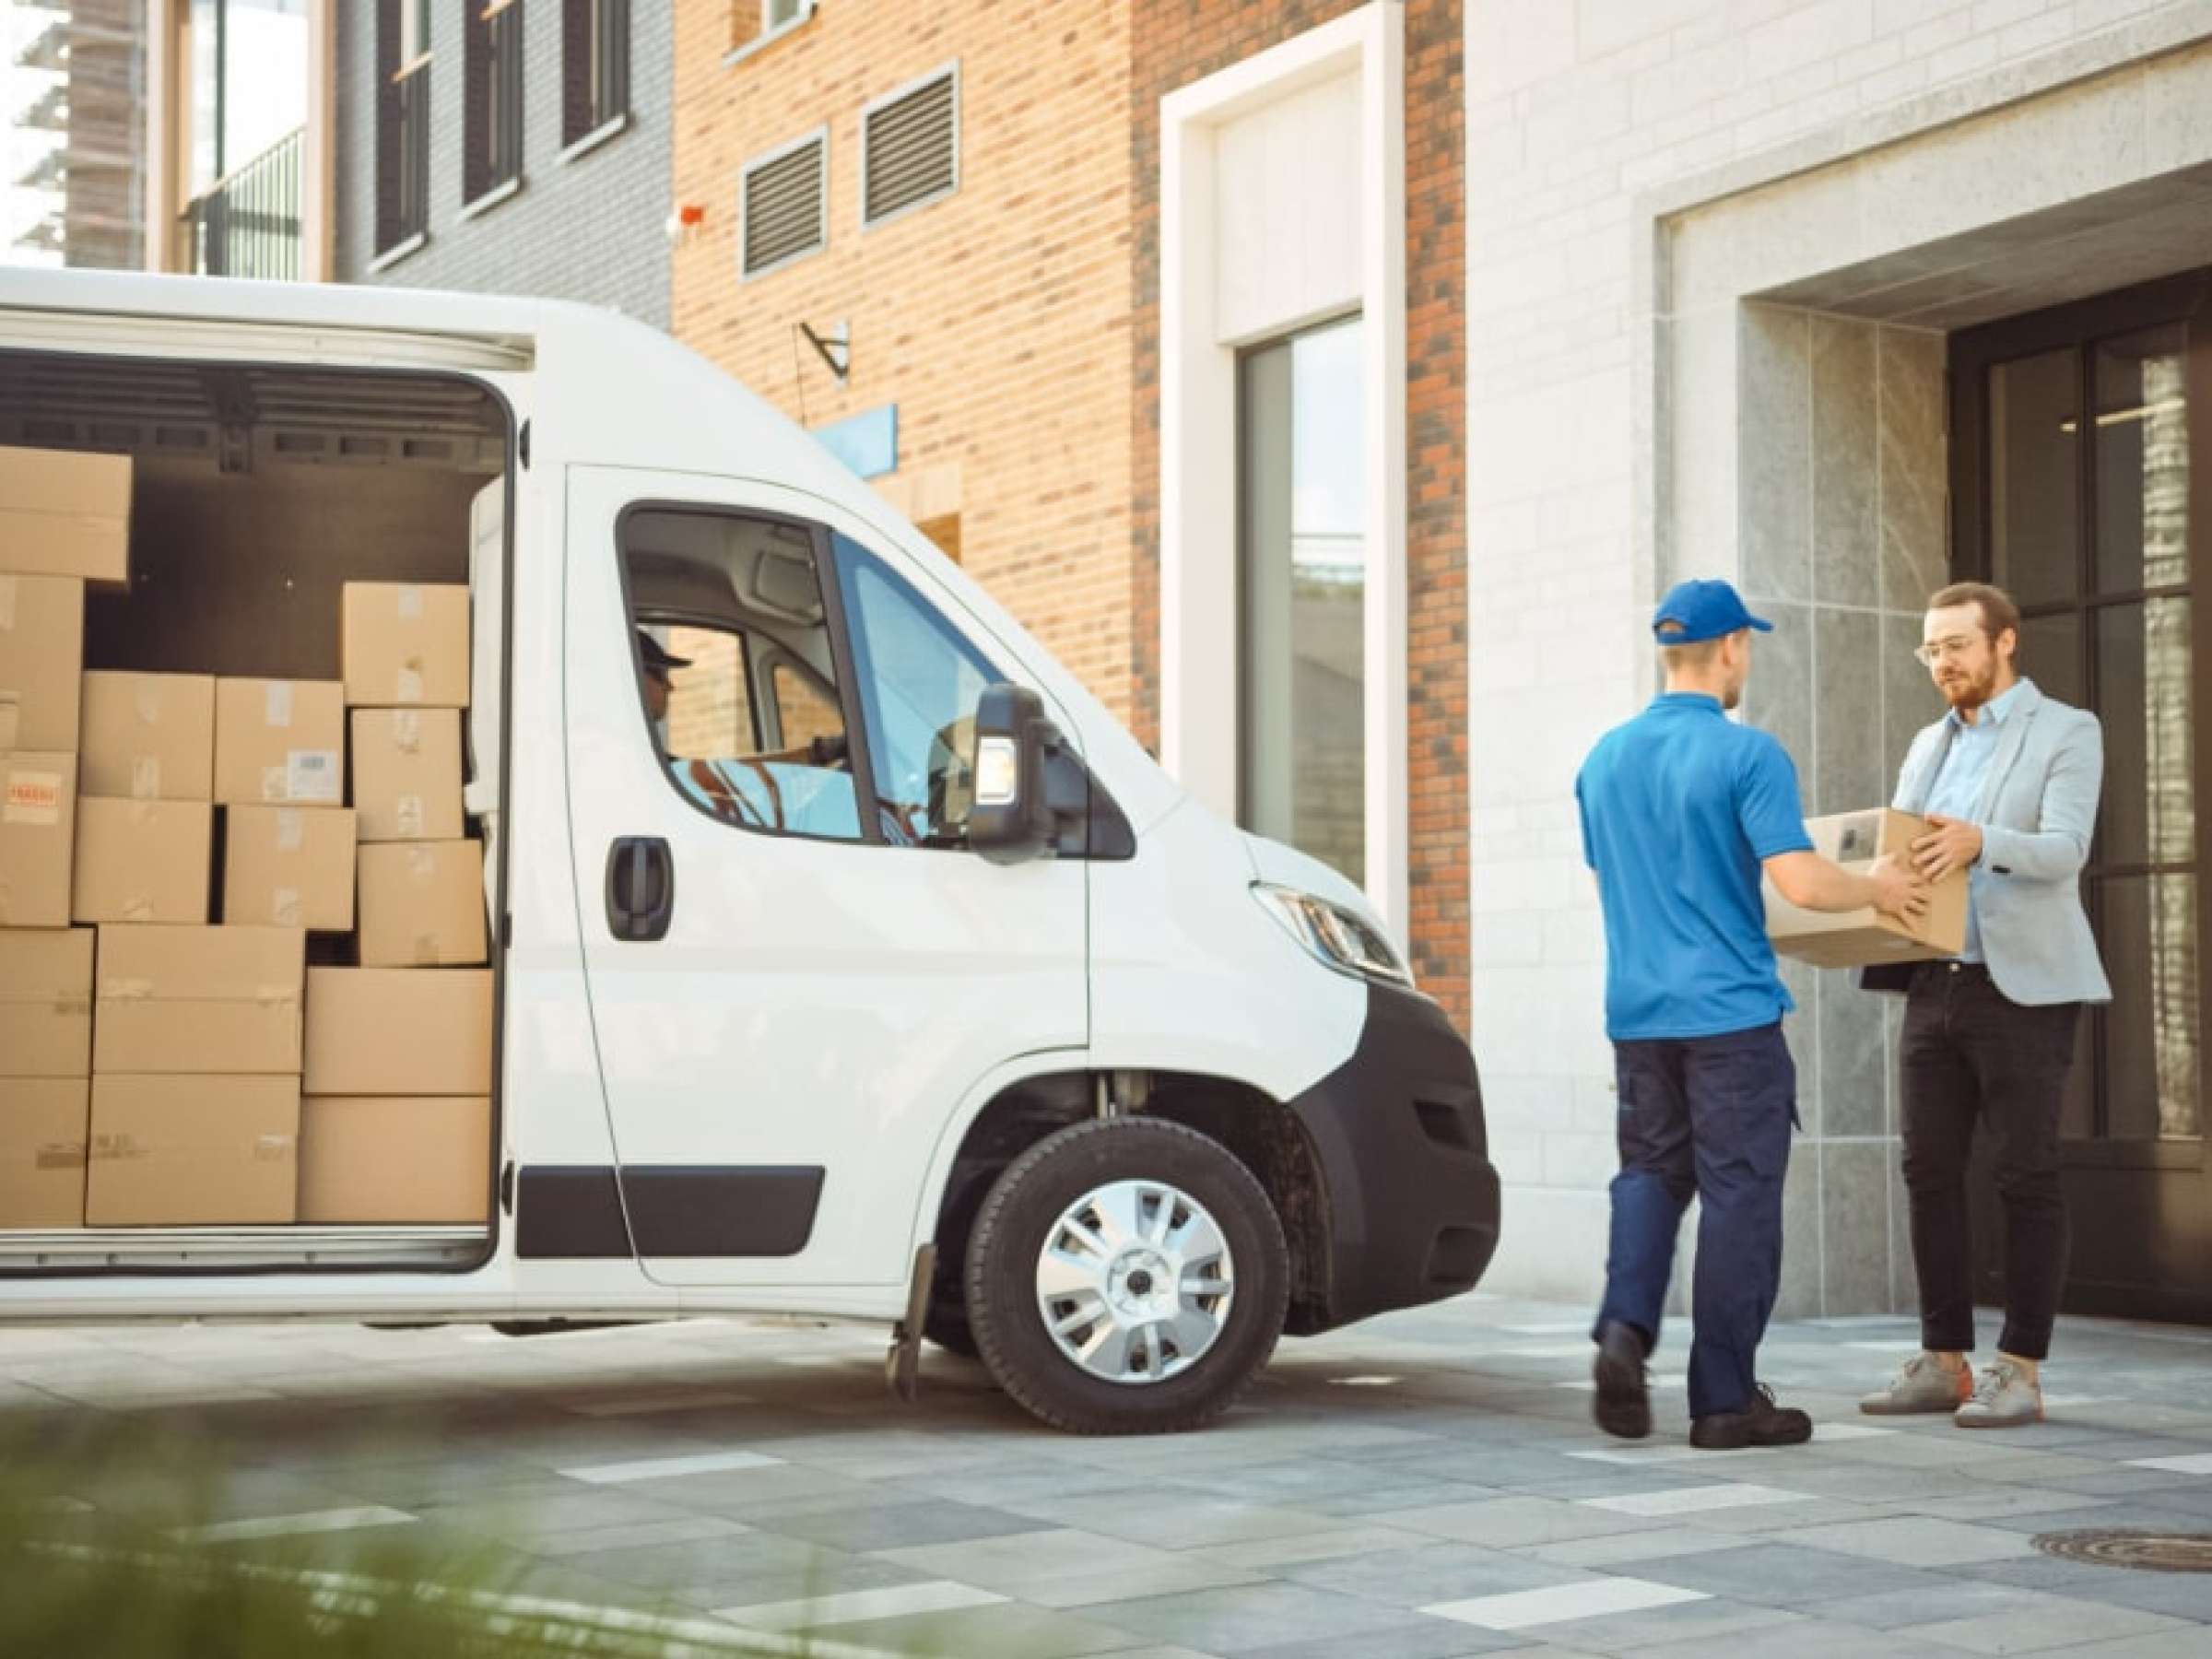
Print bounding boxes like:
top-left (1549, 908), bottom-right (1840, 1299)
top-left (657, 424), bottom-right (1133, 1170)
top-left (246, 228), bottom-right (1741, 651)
top-left (1949, 266), bottom-right (2212, 1325)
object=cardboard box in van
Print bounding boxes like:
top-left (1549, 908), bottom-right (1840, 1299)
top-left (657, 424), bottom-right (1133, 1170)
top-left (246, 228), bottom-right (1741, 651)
top-left (0, 926), bottom-right (93, 1077)
top-left (342, 582), bottom-right (471, 709)
top-left (80, 671), bottom-right (216, 802)
top-left (357, 841), bottom-right (486, 968)
top-left (0, 751), bottom-right (76, 929)
top-left (1764, 807), bottom-right (1969, 969)
top-left (213, 679), bottom-right (345, 808)
top-left (0, 445), bottom-right (130, 585)
top-left (94, 924), bottom-right (304, 1076)
top-left (298, 1096), bottom-right (491, 1223)
top-left (0, 575), bottom-right (83, 754)
top-left (0, 1077), bottom-right (88, 1228)
top-left (86, 1074), bottom-right (298, 1226)
top-left (72, 798), bottom-right (212, 924)
top-left (304, 968), bottom-right (491, 1096)
top-left (223, 806), bottom-right (357, 932)
top-left (350, 709), bottom-right (465, 842)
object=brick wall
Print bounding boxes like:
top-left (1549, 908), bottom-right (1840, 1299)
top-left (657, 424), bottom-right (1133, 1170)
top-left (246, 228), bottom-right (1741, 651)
top-left (334, 0), bottom-right (671, 325)
top-left (1132, 0), bottom-right (1471, 1032)
top-left (670, 1), bottom-right (1135, 723)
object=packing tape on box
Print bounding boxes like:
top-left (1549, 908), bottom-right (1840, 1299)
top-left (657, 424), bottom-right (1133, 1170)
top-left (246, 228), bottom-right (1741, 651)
top-left (406, 845), bottom-right (436, 879)
top-left (254, 984), bottom-right (300, 1008)
top-left (0, 700), bottom-right (18, 751)
top-left (396, 794), bottom-right (425, 838)
top-left (397, 584), bottom-right (424, 620)
top-left (271, 887), bottom-right (300, 926)
top-left (100, 977), bottom-right (153, 1002)
top-left (413, 932), bottom-right (441, 966)
top-left (90, 1134), bottom-right (147, 1162)
top-left (131, 756), bottom-right (161, 800)
top-left (275, 807), bottom-right (304, 853)
top-left (0, 575), bottom-right (14, 630)
top-left (260, 764), bottom-right (288, 803)
top-left (35, 1141), bottom-right (87, 1171)
top-left (121, 896), bottom-right (156, 923)
top-left (4, 770), bottom-right (62, 826)
top-left (129, 799), bottom-right (157, 826)
top-left (265, 681), bottom-right (294, 729)
top-left (253, 1134), bottom-right (297, 1161)
top-left (53, 994), bottom-right (89, 1016)
top-left (392, 710), bottom-right (422, 753)
top-left (287, 750), bottom-right (339, 804)
top-left (396, 664), bottom-right (425, 705)
top-left (135, 685), bottom-right (161, 725)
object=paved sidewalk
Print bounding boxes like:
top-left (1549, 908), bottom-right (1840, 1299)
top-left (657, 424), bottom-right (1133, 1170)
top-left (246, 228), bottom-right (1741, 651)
top-left (2, 1293), bottom-right (2209, 1655)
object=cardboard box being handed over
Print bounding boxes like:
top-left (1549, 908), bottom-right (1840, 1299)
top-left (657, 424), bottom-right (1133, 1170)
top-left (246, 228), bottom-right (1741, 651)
top-left (1764, 808), bottom-right (1967, 970)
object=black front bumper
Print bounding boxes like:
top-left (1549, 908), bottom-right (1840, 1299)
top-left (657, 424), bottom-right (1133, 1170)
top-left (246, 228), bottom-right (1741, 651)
top-left (1284, 982), bottom-right (1502, 1334)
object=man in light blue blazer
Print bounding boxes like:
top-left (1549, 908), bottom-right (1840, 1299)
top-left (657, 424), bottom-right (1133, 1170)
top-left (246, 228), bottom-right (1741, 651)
top-left (1860, 582), bottom-right (2111, 1430)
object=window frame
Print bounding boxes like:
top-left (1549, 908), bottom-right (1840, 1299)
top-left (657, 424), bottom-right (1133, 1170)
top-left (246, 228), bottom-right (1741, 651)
top-left (859, 60), bottom-right (961, 234)
top-left (616, 502), bottom-right (887, 850)
top-left (561, 0), bottom-right (630, 157)
top-left (398, 0), bottom-right (433, 76)
top-left (464, 0), bottom-right (526, 212)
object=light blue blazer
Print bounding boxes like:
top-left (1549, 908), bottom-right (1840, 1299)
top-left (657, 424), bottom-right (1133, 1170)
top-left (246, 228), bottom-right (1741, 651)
top-left (1889, 678), bottom-right (2112, 1007)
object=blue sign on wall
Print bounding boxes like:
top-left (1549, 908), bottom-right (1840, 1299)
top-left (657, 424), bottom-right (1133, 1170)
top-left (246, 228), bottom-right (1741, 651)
top-left (812, 404), bottom-right (899, 480)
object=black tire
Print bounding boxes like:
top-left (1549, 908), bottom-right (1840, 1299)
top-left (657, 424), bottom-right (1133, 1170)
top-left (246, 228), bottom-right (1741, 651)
top-left (923, 1303), bottom-right (981, 1359)
top-left (965, 1116), bottom-right (1288, 1435)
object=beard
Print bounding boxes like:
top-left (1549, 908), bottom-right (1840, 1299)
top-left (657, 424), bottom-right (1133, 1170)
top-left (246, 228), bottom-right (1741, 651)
top-left (1936, 659), bottom-right (2000, 711)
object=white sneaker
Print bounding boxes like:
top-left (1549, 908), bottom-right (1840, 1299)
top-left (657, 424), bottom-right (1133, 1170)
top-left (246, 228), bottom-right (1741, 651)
top-left (1956, 1358), bottom-right (2042, 1429)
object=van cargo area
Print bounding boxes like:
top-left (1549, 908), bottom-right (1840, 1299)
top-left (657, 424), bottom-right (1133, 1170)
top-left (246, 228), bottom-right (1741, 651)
top-left (0, 349), bottom-right (511, 1273)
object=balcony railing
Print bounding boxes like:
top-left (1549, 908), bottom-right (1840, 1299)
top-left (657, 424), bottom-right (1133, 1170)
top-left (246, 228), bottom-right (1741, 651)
top-left (182, 126), bottom-right (302, 280)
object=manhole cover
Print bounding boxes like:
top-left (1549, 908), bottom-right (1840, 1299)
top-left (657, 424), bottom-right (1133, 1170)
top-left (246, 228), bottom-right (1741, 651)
top-left (2034, 1529), bottom-right (2212, 1573)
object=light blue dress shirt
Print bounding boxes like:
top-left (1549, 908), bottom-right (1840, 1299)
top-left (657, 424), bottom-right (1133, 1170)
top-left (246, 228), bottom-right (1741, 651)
top-left (1922, 677), bottom-right (2028, 964)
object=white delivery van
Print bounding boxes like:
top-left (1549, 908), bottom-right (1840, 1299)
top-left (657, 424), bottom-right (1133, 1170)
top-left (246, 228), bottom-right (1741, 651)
top-left (0, 271), bottom-right (1499, 1434)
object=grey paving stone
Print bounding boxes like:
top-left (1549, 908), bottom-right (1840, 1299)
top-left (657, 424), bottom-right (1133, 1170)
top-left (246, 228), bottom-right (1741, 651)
top-left (1618, 1540), bottom-right (1959, 1608)
top-left (1369, 1496), bottom-right (1662, 1549)
top-left (808, 1601), bottom-right (1178, 1658)
top-left (749, 1499), bottom-right (1043, 1553)
top-left (1239, 1621), bottom-right (1532, 1657)
top-left (1948, 1553), bottom-right (2212, 1620)
top-left (1278, 1540), bottom-right (1595, 1607)
top-left (1765, 1513), bottom-right (2040, 1565)
top-left (1893, 1598), bottom-right (2197, 1653)
top-left (1517, 1593), bottom-right (1806, 1654)
top-left (1077, 1583), bottom-right (1448, 1654)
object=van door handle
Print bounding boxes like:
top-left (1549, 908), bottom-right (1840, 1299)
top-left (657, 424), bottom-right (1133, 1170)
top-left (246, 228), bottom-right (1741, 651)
top-left (606, 837), bottom-right (674, 942)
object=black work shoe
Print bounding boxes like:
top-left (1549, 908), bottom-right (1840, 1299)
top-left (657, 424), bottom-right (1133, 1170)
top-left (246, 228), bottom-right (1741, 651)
top-left (1689, 1382), bottom-right (1813, 1450)
top-left (1593, 1321), bottom-right (1652, 1441)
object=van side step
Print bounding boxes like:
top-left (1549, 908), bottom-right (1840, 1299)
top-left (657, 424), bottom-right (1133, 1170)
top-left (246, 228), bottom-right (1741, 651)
top-left (0, 1226), bottom-right (488, 1273)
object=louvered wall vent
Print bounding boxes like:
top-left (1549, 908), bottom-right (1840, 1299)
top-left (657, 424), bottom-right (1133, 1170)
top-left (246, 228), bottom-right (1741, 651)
top-left (863, 66), bottom-right (958, 227)
top-left (742, 131), bottom-right (828, 276)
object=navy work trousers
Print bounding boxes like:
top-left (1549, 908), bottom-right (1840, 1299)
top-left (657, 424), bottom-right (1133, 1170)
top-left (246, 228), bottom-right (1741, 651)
top-left (1594, 1020), bottom-right (1795, 1419)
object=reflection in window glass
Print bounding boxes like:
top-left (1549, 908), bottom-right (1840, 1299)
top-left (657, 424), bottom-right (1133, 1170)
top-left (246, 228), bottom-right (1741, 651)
top-left (2100, 874), bottom-right (2200, 1140)
top-left (1990, 348), bottom-right (2078, 609)
top-left (189, 0), bottom-right (311, 194)
top-left (2096, 599), bottom-right (2194, 868)
top-left (834, 537), bottom-right (999, 848)
top-left (1239, 316), bottom-right (1365, 887)
top-left (661, 626), bottom-right (755, 760)
top-left (2094, 325), bottom-right (2189, 595)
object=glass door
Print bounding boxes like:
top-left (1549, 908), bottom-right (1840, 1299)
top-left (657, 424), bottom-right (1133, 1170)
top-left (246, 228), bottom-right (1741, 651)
top-left (1951, 268), bottom-right (2212, 1324)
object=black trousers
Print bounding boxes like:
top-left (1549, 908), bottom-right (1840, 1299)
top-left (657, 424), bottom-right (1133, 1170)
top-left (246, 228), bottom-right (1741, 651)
top-left (1900, 961), bottom-right (2081, 1361)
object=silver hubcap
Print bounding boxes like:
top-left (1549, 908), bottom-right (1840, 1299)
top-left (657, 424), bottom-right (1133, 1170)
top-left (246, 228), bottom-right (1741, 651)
top-left (1034, 1180), bottom-right (1235, 1386)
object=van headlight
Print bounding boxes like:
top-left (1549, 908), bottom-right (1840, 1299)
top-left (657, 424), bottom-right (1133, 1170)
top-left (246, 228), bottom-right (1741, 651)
top-left (1251, 883), bottom-right (1414, 989)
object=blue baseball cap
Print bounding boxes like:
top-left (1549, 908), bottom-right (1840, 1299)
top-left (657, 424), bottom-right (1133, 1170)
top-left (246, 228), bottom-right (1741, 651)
top-left (1652, 579), bottom-right (1772, 645)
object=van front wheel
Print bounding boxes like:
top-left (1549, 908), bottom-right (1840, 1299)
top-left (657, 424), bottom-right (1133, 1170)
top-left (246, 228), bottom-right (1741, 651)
top-left (966, 1117), bottom-right (1288, 1434)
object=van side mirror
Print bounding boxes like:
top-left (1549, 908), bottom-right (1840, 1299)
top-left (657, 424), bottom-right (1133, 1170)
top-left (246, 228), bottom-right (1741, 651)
top-left (968, 683), bottom-right (1061, 865)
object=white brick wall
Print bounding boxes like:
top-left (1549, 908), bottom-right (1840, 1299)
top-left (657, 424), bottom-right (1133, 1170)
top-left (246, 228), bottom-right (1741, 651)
top-left (1462, 0), bottom-right (2211, 1302)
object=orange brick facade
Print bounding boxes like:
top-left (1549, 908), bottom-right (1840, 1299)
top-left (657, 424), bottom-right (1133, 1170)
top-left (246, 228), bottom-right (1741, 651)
top-left (671, 1), bottom-right (1136, 720)
top-left (1131, 0), bottom-right (1471, 1032)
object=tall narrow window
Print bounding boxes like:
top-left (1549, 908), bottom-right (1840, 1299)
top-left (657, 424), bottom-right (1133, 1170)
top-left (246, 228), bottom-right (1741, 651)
top-left (374, 0), bottom-right (430, 254)
top-left (562, 0), bottom-right (629, 147)
top-left (465, 0), bottom-right (525, 206)
top-left (1238, 316), bottom-right (1367, 887)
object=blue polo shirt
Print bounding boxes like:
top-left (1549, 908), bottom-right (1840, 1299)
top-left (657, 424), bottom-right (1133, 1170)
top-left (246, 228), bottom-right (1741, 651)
top-left (1575, 694), bottom-right (1815, 1041)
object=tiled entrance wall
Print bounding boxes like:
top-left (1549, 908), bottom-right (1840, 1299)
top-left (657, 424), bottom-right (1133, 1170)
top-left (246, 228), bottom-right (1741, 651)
top-left (1728, 306), bottom-right (1949, 1318)
top-left (1657, 37), bottom-right (2212, 1316)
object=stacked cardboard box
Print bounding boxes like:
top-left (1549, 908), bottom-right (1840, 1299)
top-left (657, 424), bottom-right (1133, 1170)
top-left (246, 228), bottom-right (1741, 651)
top-left (300, 584), bottom-right (487, 1222)
top-left (0, 446), bottom-right (126, 1228)
top-left (0, 929), bottom-right (93, 1227)
top-left (88, 924), bottom-right (304, 1225)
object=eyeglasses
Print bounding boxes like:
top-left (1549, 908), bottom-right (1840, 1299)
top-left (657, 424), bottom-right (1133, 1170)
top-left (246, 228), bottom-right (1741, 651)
top-left (1912, 635), bottom-right (1983, 667)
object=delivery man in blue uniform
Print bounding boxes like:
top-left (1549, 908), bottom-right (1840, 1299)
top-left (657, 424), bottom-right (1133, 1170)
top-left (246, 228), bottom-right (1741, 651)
top-left (1576, 580), bottom-right (1925, 1449)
